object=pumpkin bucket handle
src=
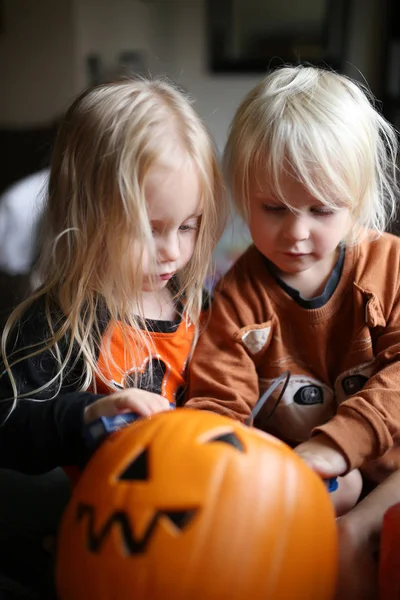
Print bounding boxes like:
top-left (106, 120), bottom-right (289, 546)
top-left (245, 370), bottom-right (291, 426)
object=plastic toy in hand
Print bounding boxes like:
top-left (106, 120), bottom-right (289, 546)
top-left (325, 477), bottom-right (339, 493)
top-left (84, 403), bottom-right (175, 451)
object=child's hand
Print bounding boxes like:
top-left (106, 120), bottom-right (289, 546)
top-left (84, 389), bottom-right (171, 424)
top-left (294, 433), bottom-right (348, 477)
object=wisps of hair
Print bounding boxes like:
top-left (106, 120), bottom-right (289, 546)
top-left (2, 76), bottom-right (227, 404)
top-left (224, 64), bottom-right (399, 241)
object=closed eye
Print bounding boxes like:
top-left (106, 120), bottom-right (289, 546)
top-left (262, 203), bottom-right (286, 213)
top-left (179, 218), bottom-right (200, 232)
top-left (311, 208), bottom-right (336, 216)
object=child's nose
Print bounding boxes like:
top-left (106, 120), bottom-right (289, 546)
top-left (158, 233), bottom-right (180, 262)
top-left (283, 213), bottom-right (310, 242)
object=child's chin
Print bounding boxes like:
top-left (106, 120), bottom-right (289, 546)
top-left (142, 279), bottom-right (168, 292)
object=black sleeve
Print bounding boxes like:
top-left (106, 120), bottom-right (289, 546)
top-left (0, 297), bottom-right (104, 474)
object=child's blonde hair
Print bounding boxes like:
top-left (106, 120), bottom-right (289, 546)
top-left (2, 76), bottom-right (227, 402)
top-left (224, 65), bottom-right (398, 241)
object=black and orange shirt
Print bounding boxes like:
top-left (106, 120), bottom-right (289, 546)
top-left (0, 297), bottom-right (196, 474)
top-left (94, 316), bottom-right (194, 405)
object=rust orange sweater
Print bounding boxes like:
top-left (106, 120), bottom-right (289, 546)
top-left (186, 233), bottom-right (400, 471)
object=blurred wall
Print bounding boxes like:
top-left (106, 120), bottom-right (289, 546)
top-left (0, 0), bottom-right (387, 150)
top-left (151, 0), bottom-right (386, 151)
top-left (0, 0), bottom-right (76, 124)
top-left (72, 0), bottom-right (153, 90)
top-left (346, 0), bottom-right (387, 94)
top-left (154, 0), bottom-right (261, 152)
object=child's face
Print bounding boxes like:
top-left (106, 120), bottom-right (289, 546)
top-left (248, 173), bottom-right (351, 278)
top-left (142, 155), bottom-right (202, 292)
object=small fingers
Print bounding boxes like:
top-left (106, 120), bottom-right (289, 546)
top-left (295, 451), bottom-right (339, 477)
top-left (84, 397), bottom-right (120, 423)
top-left (85, 390), bottom-right (172, 424)
top-left (113, 390), bottom-right (170, 416)
top-left (150, 394), bottom-right (171, 413)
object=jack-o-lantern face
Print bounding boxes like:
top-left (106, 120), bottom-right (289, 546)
top-left (56, 409), bottom-right (337, 600)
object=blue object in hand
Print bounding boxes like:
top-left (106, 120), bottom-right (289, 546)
top-left (84, 403), bottom-right (175, 451)
top-left (325, 477), bottom-right (339, 493)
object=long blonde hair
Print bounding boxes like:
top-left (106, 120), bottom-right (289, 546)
top-left (224, 65), bottom-right (399, 241)
top-left (2, 77), bottom-right (227, 402)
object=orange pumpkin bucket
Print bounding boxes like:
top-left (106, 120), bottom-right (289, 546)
top-left (56, 409), bottom-right (338, 600)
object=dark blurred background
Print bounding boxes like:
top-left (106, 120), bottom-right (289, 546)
top-left (0, 0), bottom-right (399, 316)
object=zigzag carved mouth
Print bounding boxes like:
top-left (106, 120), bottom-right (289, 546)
top-left (75, 431), bottom-right (245, 555)
top-left (76, 503), bottom-right (198, 555)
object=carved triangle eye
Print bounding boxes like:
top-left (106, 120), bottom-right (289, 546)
top-left (119, 449), bottom-right (149, 481)
top-left (162, 509), bottom-right (198, 530)
top-left (208, 432), bottom-right (244, 452)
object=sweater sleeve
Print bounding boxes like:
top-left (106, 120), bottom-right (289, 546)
top-left (0, 299), bottom-right (104, 474)
top-left (314, 287), bottom-right (400, 471)
top-left (185, 284), bottom-right (261, 423)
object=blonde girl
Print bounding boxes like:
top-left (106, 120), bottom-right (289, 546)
top-left (0, 77), bottom-right (227, 473)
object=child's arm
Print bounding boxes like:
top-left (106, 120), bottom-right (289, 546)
top-left (0, 387), bottom-right (101, 473)
top-left (295, 284), bottom-right (400, 477)
top-left (340, 469), bottom-right (400, 540)
top-left (0, 386), bottom-right (170, 474)
top-left (334, 469), bottom-right (400, 599)
top-left (186, 284), bottom-right (262, 420)
top-left (0, 302), bottom-right (169, 474)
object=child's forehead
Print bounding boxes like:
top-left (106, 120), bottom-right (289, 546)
top-left (251, 170), bottom-right (345, 209)
top-left (145, 159), bottom-right (202, 224)
top-left (252, 169), bottom-right (303, 196)
top-left (254, 184), bottom-right (315, 211)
